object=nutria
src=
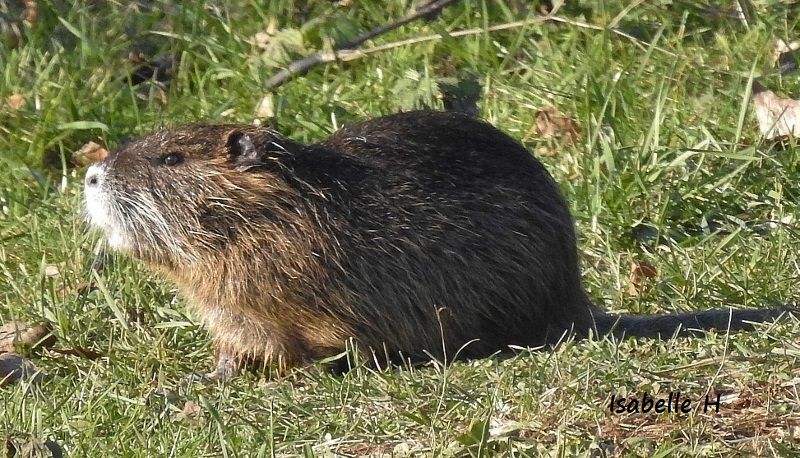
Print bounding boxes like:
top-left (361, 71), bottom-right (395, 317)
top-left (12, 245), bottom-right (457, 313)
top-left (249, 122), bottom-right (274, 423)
top-left (83, 110), bottom-right (795, 380)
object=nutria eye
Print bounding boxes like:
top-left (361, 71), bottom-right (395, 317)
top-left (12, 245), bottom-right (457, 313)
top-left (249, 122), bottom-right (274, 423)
top-left (162, 153), bottom-right (183, 166)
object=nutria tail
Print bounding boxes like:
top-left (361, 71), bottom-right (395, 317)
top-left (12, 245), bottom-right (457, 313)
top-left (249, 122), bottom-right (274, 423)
top-left (595, 306), bottom-right (797, 339)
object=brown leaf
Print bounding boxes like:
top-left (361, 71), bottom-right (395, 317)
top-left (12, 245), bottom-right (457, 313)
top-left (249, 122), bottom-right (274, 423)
top-left (0, 352), bottom-right (43, 386)
top-left (6, 94), bottom-right (25, 110)
top-left (0, 321), bottom-right (28, 353)
top-left (22, 0), bottom-right (38, 24)
top-left (72, 141), bottom-right (109, 167)
top-left (4, 433), bottom-right (62, 458)
top-left (627, 260), bottom-right (658, 296)
top-left (74, 281), bottom-right (95, 295)
top-left (0, 321), bottom-right (57, 353)
top-left (176, 400), bottom-right (205, 423)
top-left (56, 281), bottom-right (96, 304)
top-left (22, 323), bottom-right (57, 352)
top-left (752, 84), bottom-right (800, 140)
top-left (534, 106), bottom-right (581, 143)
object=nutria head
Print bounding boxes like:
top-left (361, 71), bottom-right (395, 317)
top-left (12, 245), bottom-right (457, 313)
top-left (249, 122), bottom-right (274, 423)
top-left (83, 125), bottom-right (304, 267)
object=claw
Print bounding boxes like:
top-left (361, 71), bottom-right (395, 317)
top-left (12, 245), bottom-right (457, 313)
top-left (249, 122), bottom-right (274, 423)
top-left (184, 352), bottom-right (239, 385)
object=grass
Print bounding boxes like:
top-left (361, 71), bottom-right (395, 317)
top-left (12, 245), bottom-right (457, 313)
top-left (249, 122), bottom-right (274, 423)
top-left (1, 0), bottom-right (800, 456)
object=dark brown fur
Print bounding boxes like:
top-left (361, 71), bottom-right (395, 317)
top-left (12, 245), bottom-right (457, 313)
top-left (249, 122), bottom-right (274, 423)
top-left (83, 111), bottom-right (795, 377)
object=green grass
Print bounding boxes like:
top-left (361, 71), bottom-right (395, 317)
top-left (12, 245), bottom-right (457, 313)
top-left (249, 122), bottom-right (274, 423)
top-left (2, 0), bottom-right (800, 456)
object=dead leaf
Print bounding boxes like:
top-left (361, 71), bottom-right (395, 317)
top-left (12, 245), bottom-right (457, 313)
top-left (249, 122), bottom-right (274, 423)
top-left (256, 27), bottom-right (306, 68)
top-left (627, 260), bottom-right (658, 296)
top-left (72, 141), bottom-right (109, 167)
top-left (752, 83), bottom-right (800, 140)
top-left (774, 39), bottom-right (799, 54)
top-left (251, 18), bottom-right (279, 48)
top-left (488, 419), bottom-right (526, 438)
top-left (4, 433), bottom-right (62, 458)
top-left (0, 321), bottom-right (28, 353)
top-left (43, 265), bottom-right (59, 278)
top-left (176, 400), bottom-right (205, 423)
top-left (535, 145), bottom-right (559, 158)
top-left (526, 107), bottom-right (581, 156)
top-left (252, 32), bottom-right (271, 47)
top-left (22, 323), bottom-right (57, 352)
top-left (0, 321), bottom-right (57, 354)
top-left (0, 352), bottom-right (43, 386)
top-left (535, 107), bottom-right (581, 142)
top-left (6, 94), bottom-right (25, 110)
top-left (773, 39), bottom-right (800, 70)
top-left (72, 282), bottom-right (95, 295)
top-left (255, 94), bottom-right (274, 118)
top-left (22, 0), bottom-right (38, 24)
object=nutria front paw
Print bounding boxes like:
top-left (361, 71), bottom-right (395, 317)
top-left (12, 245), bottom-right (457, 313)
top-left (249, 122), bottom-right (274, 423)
top-left (183, 352), bottom-right (239, 385)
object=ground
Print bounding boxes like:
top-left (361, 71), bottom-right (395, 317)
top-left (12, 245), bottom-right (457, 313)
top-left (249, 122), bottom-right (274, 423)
top-left (1, 1), bottom-right (799, 456)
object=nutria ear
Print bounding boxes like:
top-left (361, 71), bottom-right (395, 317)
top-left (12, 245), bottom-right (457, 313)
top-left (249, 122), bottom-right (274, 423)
top-left (226, 131), bottom-right (261, 163)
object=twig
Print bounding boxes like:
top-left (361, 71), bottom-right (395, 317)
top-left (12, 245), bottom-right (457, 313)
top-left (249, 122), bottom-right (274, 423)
top-left (265, 10), bottom-right (677, 90)
top-left (265, 0), bottom-right (461, 90)
top-left (338, 0), bottom-right (458, 49)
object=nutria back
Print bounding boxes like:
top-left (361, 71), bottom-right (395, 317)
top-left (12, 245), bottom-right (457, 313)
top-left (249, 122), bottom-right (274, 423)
top-left (313, 112), bottom-right (601, 359)
top-left (83, 110), bottom-right (793, 375)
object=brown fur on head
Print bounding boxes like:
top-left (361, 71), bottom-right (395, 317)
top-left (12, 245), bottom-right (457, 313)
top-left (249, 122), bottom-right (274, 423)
top-left (84, 125), bottom-right (304, 265)
top-left (84, 125), bottom-right (353, 371)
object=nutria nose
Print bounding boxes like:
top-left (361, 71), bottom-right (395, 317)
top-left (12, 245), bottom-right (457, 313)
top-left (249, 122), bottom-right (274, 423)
top-left (85, 166), bottom-right (102, 187)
